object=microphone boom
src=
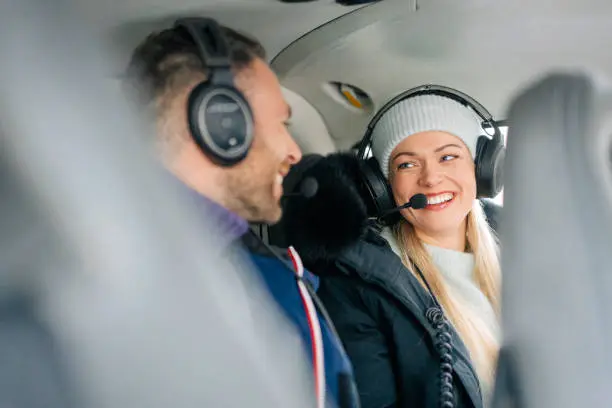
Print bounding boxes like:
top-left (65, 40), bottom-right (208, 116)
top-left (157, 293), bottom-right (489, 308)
top-left (379, 193), bottom-right (427, 219)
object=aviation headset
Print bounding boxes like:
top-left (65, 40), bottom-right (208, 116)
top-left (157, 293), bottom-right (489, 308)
top-left (355, 84), bottom-right (506, 225)
top-left (174, 17), bottom-right (254, 166)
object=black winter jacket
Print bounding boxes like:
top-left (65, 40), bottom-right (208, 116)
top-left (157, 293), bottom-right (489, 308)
top-left (314, 227), bottom-right (483, 408)
top-left (273, 153), bottom-right (499, 408)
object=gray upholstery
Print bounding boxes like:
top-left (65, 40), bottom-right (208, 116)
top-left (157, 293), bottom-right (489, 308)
top-left (0, 1), bottom-right (313, 407)
top-left (0, 158), bottom-right (74, 408)
top-left (494, 73), bottom-right (612, 408)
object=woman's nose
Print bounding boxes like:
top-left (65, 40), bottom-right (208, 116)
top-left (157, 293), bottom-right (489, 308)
top-left (418, 163), bottom-right (444, 187)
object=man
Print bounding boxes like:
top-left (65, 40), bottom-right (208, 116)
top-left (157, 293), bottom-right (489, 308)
top-left (124, 17), bottom-right (358, 408)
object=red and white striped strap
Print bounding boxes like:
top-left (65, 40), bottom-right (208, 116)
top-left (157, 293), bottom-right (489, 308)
top-left (288, 245), bottom-right (326, 408)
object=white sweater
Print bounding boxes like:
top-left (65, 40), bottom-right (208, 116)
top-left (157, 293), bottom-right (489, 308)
top-left (380, 228), bottom-right (500, 344)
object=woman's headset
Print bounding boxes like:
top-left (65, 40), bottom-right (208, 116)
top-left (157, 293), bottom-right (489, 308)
top-left (355, 84), bottom-right (506, 225)
top-left (174, 17), bottom-right (254, 166)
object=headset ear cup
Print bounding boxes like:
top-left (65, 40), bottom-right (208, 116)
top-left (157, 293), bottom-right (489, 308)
top-left (188, 82), bottom-right (254, 166)
top-left (475, 135), bottom-right (505, 198)
top-left (358, 157), bottom-right (399, 225)
top-left (490, 144), bottom-right (505, 197)
top-left (475, 136), bottom-right (493, 198)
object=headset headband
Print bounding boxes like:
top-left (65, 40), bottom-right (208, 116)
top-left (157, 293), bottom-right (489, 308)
top-left (357, 84), bottom-right (502, 159)
top-left (174, 18), bottom-right (232, 83)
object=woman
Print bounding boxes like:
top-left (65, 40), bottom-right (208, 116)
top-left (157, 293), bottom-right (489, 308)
top-left (280, 92), bottom-right (502, 408)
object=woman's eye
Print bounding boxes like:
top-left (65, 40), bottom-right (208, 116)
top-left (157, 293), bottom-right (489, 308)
top-left (397, 162), bottom-right (416, 170)
top-left (441, 154), bottom-right (458, 162)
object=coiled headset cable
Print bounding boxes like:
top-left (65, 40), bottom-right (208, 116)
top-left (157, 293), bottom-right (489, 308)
top-left (413, 265), bottom-right (456, 408)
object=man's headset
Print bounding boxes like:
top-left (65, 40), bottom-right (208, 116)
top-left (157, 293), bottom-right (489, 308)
top-left (174, 17), bottom-right (254, 166)
top-left (355, 84), bottom-right (506, 225)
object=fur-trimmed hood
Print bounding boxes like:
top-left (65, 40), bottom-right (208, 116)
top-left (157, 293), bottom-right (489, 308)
top-left (277, 152), bottom-right (372, 267)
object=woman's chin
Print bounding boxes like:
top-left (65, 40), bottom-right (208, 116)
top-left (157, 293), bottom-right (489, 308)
top-left (404, 212), bottom-right (467, 235)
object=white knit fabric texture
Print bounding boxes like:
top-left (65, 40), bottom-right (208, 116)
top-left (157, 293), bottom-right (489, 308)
top-left (370, 94), bottom-right (484, 178)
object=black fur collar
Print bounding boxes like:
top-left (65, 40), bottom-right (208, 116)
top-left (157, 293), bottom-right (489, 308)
top-left (279, 152), bottom-right (372, 267)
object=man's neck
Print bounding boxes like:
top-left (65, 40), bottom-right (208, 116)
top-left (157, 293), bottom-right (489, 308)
top-left (166, 147), bottom-right (230, 206)
top-left (176, 172), bottom-right (227, 207)
top-left (166, 168), bottom-right (249, 240)
top-left (194, 191), bottom-right (249, 240)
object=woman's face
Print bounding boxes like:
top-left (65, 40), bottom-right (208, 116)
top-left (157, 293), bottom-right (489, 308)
top-left (388, 130), bottom-right (476, 237)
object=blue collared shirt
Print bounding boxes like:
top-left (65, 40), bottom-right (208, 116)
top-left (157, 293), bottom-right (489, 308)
top-left (170, 174), bottom-right (357, 408)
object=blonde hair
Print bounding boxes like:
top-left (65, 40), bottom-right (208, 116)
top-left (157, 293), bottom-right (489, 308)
top-left (392, 200), bottom-right (501, 386)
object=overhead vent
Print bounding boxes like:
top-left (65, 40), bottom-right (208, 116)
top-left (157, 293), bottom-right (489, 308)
top-left (323, 81), bottom-right (374, 114)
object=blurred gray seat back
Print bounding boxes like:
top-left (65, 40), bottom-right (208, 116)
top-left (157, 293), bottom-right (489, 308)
top-left (496, 73), bottom-right (612, 408)
top-left (0, 1), bottom-right (314, 407)
top-left (0, 154), bottom-right (75, 408)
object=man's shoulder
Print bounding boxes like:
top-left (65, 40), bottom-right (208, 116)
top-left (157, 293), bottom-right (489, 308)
top-left (240, 230), bottom-right (319, 289)
top-left (241, 230), bottom-right (292, 270)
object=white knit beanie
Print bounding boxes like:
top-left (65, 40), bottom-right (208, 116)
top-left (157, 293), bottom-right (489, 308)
top-left (370, 94), bottom-right (484, 178)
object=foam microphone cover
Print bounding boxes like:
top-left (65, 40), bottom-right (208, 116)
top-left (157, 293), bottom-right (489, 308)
top-left (410, 193), bottom-right (428, 210)
top-left (298, 177), bottom-right (318, 199)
